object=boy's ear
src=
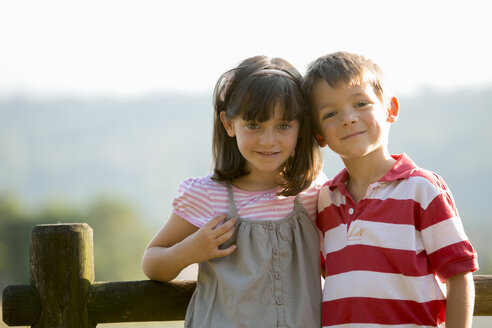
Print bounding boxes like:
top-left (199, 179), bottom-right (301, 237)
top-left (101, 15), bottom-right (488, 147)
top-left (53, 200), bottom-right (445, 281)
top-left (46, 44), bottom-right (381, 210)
top-left (315, 133), bottom-right (328, 147)
top-left (220, 111), bottom-right (236, 137)
top-left (386, 96), bottom-right (400, 123)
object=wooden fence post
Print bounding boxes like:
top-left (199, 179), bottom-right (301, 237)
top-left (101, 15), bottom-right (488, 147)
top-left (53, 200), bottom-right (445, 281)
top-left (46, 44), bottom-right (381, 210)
top-left (30, 223), bottom-right (95, 327)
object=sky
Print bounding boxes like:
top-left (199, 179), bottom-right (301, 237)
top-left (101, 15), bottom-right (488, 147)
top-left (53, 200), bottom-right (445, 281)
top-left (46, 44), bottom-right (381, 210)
top-left (1, 0), bottom-right (491, 98)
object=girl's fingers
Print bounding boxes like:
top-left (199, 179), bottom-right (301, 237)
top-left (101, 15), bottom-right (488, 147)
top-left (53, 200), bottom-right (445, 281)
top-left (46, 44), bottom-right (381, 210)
top-left (215, 245), bottom-right (237, 258)
top-left (216, 227), bottom-right (235, 244)
top-left (208, 216), bottom-right (236, 238)
top-left (203, 214), bottom-right (227, 229)
top-left (195, 214), bottom-right (237, 261)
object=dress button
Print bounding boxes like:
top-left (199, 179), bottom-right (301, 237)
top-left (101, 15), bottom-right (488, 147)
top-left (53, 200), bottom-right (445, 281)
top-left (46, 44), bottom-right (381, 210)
top-left (272, 247), bottom-right (279, 254)
top-left (268, 223), bottom-right (275, 230)
top-left (276, 297), bottom-right (283, 305)
top-left (348, 208), bottom-right (354, 215)
top-left (274, 272), bottom-right (281, 279)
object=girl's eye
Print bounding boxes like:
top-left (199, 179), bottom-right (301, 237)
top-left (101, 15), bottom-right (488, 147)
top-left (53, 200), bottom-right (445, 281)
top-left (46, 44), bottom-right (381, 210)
top-left (278, 123), bottom-right (292, 130)
top-left (246, 122), bottom-right (259, 129)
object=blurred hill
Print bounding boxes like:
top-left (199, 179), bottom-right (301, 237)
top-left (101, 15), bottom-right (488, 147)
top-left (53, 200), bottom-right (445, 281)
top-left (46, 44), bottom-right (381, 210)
top-left (0, 87), bottom-right (491, 273)
top-left (0, 94), bottom-right (214, 225)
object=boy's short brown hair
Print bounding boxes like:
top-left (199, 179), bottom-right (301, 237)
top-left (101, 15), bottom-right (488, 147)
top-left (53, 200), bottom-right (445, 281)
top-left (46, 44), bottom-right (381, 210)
top-left (302, 51), bottom-right (393, 112)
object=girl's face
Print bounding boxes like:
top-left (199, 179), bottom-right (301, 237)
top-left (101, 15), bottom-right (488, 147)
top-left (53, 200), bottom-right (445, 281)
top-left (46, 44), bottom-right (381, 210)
top-left (220, 103), bottom-right (300, 183)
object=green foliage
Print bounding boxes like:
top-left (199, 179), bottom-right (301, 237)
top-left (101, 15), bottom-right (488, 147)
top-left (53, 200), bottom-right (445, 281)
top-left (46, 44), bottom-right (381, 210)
top-left (0, 196), bottom-right (32, 288)
top-left (0, 195), bottom-right (154, 292)
top-left (84, 197), bottom-right (153, 281)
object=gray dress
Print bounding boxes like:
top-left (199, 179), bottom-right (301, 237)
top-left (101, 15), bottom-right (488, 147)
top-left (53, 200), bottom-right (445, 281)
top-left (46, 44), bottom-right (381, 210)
top-left (184, 182), bottom-right (322, 328)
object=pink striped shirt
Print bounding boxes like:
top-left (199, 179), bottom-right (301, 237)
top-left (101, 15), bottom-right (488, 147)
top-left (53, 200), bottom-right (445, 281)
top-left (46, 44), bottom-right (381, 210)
top-left (173, 173), bottom-right (327, 227)
top-left (317, 154), bottom-right (478, 327)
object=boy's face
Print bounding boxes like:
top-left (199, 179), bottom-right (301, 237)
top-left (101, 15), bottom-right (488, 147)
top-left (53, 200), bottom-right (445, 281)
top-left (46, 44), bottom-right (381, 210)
top-left (311, 80), bottom-right (398, 161)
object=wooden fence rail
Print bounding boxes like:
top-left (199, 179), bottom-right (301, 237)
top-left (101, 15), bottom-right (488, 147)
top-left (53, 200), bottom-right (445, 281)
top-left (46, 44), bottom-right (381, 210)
top-left (2, 223), bottom-right (492, 327)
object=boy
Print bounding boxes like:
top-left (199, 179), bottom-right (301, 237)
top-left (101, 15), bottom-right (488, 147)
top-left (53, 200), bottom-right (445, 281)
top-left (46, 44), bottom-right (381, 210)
top-left (302, 52), bottom-right (478, 327)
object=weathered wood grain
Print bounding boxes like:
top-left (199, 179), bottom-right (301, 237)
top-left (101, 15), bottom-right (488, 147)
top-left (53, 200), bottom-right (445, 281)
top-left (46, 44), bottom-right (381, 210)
top-left (30, 223), bottom-right (95, 327)
top-left (88, 280), bottom-right (196, 323)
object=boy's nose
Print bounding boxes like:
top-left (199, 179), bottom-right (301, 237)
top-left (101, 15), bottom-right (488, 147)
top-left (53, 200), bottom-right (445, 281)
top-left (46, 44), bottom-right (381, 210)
top-left (343, 118), bottom-right (357, 126)
top-left (341, 110), bottom-right (358, 126)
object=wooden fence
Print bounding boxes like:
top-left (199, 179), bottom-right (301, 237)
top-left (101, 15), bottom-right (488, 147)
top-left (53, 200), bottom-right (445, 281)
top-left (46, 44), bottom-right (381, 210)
top-left (2, 223), bottom-right (492, 327)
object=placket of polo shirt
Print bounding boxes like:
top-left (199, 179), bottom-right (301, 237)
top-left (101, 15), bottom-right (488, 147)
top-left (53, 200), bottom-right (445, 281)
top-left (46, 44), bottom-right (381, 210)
top-left (346, 182), bottom-right (382, 241)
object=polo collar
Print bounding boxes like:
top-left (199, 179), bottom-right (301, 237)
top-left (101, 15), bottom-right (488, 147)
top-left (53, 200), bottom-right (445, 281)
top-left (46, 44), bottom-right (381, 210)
top-left (328, 153), bottom-right (418, 191)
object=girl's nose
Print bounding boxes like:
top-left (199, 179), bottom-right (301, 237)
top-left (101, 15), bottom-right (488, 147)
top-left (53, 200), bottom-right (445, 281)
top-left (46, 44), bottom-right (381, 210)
top-left (259, 128), bottom-right (276, 145)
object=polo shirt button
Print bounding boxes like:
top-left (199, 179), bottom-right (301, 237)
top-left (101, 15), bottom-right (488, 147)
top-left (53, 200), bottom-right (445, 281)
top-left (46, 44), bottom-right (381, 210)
top-left (348, 208), bottom-right (354, 215)
top-left (274, 272), bottom-right (281, 279)
top-left (272, 247), bottom-right (279, 254)
top-left (268, 223), bottom-right (275, 230)
top-left (276, 297), bottom-right (283, 305)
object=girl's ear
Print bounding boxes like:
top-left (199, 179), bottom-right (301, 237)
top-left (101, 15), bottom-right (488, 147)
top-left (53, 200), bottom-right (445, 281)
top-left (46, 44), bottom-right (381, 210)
top-left (315, 133), bottom-right (327, 147)
top-left (220, 111), bottom-right (236, 137)
top-left (386, 96), bottom-right (400, 123)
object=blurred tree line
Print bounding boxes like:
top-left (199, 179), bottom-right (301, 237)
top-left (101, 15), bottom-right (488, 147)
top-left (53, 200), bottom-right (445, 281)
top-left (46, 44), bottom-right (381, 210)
top-left (2, 193), bottom-right (490, 296)
top-left (0, 194), bottom-right (154, 292)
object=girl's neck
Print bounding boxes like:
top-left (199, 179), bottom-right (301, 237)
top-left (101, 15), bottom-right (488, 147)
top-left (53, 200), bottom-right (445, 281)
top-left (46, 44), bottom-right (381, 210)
top-left (231, 172), bottom-right (283, 192)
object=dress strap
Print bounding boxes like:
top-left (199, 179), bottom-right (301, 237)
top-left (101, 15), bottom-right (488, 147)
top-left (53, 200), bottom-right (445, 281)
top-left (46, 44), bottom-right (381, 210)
top-left (225, 180), bottom-right (239, 217)
top-left (293, 195), bottom-right (304, 210)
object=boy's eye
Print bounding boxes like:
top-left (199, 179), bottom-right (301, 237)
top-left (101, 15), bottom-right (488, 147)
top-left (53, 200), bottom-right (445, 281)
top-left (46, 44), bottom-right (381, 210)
top-left (355, 101), bottom-right (369, 108)
top-left (322, 111), bottom-right (336, 120)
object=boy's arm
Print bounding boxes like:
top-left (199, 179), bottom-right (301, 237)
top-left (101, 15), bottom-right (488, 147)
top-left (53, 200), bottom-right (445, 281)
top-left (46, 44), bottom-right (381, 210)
top-left (445, 271), bottom-right (475, 328)
top-left (142, 213), bottom-right (236, 282)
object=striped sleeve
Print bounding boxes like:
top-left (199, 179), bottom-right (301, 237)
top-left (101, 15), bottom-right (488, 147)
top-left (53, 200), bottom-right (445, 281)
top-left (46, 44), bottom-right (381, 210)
top-left (172, 177), bottom-right (215, 228)
top-left (416, 172), bottom-right (479, 280)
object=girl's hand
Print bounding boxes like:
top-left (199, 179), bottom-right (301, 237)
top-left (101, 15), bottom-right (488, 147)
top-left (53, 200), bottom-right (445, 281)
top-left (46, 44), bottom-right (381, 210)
top-left (142, 213), bottom-right (236, 282)
top-left (182, 214), bottom-right (237, 263)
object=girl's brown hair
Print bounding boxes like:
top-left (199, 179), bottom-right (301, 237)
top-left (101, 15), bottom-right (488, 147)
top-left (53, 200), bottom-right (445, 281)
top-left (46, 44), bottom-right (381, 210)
top-left (212, 56), bottom-right (322, 196)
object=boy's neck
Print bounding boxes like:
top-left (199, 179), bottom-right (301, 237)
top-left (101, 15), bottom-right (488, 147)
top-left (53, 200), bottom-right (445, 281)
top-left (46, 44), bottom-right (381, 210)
top-left (342, 149), bottom-right (396, 203)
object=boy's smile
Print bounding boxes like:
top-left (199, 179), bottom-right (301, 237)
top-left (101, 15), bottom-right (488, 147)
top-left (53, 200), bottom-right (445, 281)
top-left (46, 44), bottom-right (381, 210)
top-left (312, 80), bottom-right (398, 162)
top-left (341, 130), bottom-right (366, 140)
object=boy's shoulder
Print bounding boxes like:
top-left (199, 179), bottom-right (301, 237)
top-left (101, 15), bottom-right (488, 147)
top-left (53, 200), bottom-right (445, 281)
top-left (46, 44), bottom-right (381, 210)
top-left (378, 153), bottom-right (451, 193)
top-left (405, 166), bottom-right (450, 193)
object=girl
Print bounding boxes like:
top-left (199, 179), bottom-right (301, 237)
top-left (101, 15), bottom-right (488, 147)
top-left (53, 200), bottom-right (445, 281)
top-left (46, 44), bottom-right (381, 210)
top-left (142, 56), bottom-right (325, 328)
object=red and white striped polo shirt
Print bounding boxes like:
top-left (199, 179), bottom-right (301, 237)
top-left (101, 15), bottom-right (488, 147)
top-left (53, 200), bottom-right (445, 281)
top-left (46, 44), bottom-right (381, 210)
top-left (317, 154), bottom-right (478, 327)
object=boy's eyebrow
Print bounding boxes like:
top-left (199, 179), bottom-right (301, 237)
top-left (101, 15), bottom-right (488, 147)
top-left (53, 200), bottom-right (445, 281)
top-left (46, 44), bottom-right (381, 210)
top-left (316, 102), bottom-right (333, 112)
top-left (316, 91), bottom-right (371, 111)
top-left (351, 92), bottom-right (371, 99)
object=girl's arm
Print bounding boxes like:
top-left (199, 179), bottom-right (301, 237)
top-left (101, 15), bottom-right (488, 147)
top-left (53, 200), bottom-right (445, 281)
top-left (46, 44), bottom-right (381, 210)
top-left (142, 213), bottom-right (236, 282)
top-left (445, 271), bottom-right (475, 328)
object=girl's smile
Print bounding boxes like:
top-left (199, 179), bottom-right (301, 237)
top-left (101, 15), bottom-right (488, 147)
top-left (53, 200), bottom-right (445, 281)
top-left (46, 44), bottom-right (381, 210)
top-left (255, 151), bottom-right (280, 156)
